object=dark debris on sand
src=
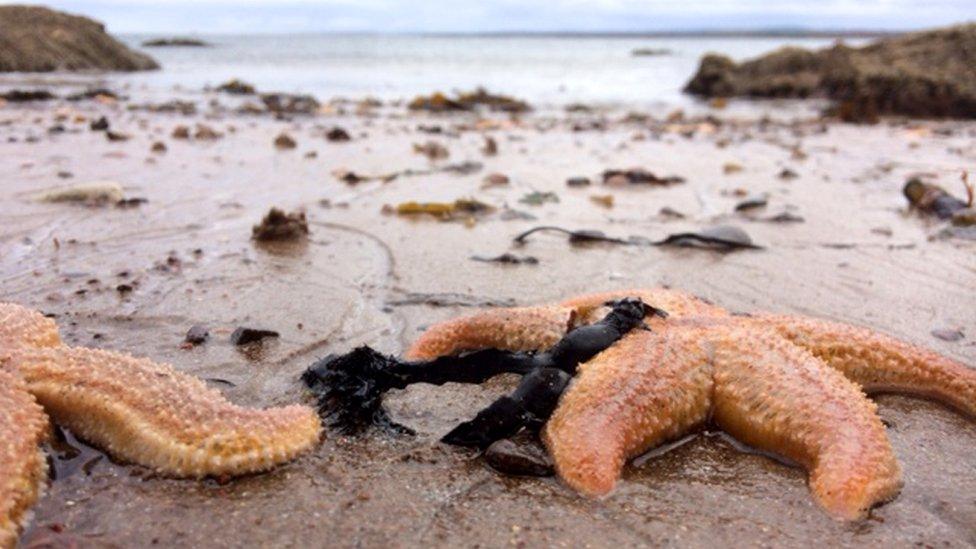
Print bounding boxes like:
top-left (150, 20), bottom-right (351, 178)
top-left (252, 208), bottom-right (309, 241)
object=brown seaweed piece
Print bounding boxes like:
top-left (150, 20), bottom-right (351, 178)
top-left (251, 208), bottom-right (309, 241)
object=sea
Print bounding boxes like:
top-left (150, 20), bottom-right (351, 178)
top-left (104, 34), bottom-right (867, 110)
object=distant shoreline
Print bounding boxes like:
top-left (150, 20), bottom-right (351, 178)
top-left (121, 29), bottom-right (897, 40)
top-left (419, 30), bottom-right (896, 39)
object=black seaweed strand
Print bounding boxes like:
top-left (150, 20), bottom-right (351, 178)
top-left (302, 297), bottom-right (662, 438)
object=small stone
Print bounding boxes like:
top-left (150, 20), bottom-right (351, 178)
top-left (590, 194), bottom-right (614, 208)
top-left (723, 162), bottom-right (744, 175)
top-left (325, 127), bottom-right (351, 142)
top-left (484, 437), bottom-right (554, 477)
top-left (274, 132), bottom-right (297, 149)
top-left (89, 116), bottom-right (109, 131)
top-left (412, 140), bottom-right (449, 160)
top-left (184, 325), bottom-right (210, 345)
top-left (172, 125), bottom-right (190, 139)
top-left (231, 327), bottom-right (280, 346)
top-left (779, 168), bottom-right (799, 180)
top-left (151, 141), bottom-right (167, 153)
top-left (566, 177), bottom-right (590, 187)
top-left (931, 328), bottom-right (964, 342)
top-left (481, 136), bottom-right (498, 156)
top-left (482, 173), bottom-right (509, 187)
top-left (194, 124), bottom-right (222, 140)
top-left (734, 195), bottom-right (768, 212)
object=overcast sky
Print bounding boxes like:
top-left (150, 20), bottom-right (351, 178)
top-left (10, 0), bottom-right (974, 34)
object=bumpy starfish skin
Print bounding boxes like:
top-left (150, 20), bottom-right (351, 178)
top-left (0, 370), bottom-right (48, 548)
top-left (406, 288), bottom-right (728, 361)
top-left (544, 328), bottom-right (714, 498)
top-left (8, 347), bottom-right (322, 478)
top-left (405, 305), bottom-right (576, 360)
top-left (752, 315), bottom-right (976, 418)
top-left (0, 302), bottom-right (321, 545)
top-left (407, 289), bottom-right (974, 520)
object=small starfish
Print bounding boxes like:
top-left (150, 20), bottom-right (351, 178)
top-left (0, 303), bottom-right (321, 546)
top-left (407, 288), bottom-right (975, 520)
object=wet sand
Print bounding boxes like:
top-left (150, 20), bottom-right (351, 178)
top-left (1, 90), bottom-right (975, 547)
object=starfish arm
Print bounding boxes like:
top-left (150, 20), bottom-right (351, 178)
top-left (711, 327), bottom-right (902, 521)
top-left (405, 288), bottom-right (727, 361)
top-left (0, 303), bottom-right (61, 350)
top-left (6, 347), bottom-right (321, 479)
top-left (754, 315), bottom-right (976, 418)
top-left (543, 328), bottom-right (713, 496)
top-left (0, 370), bottom-right (48, 549)
top-left (405, 305), bottom-right (576, 360)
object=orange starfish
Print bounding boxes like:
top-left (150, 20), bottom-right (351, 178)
top-left (0, 303), bottom-right (321, 546)
top-left (407, 288), bottom-right (975, 520)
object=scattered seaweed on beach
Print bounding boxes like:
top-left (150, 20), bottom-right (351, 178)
top-left (274, 132), bottom-right (297, 150)
top-left (67, 88), bottom-right (119, 101)
top-left (216, 79), bottom-right (256, 95)
top-left (194, 123), bottom-right (222, 140)
top-left (482, 136), bottom-right (498, 156)
top-left (590, 194), bottom-right (614, 208)
top-left (903, 175), bottom-right (972, 220)
top-left (482, 173), bottom-right (509, 187)
top-left (1, 89), bottom-right (55, 102)
top-left (603, 168), bottom-right (685, 186)
top-left (519, 191), bottom-right (559, 206)
top-left (130, 100), bottom-right (197, 115)
top-left (654, 225), bottom-right (762, 251)
top-left (230, 327), bottom-right (279, 346)
top-left (470, 253), bottom-right (539, 265)
top-left (734, 194), bottom-right (769, 212)
top-left (325, 126), bottom-right (351, 142)
top-left (513, 226), bottom-right (632, 246)
top-left (408, 88), bottom-right (531, 113)
top-left (260, 92), bottom-right (320, 115)
top-left (513, 224), bottom-right (761, 251)
top-left (386, 292), bottom-right (518, 308)
top-left (412, 140), bottom-right (449, 160)
top-left (89, 116), bottom-right (109, 131)
top-left (386, 199), bottom-right (494, 221)
top-left (252, 208), bottom-right (309, 241)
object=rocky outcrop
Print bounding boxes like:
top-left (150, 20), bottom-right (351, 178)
top-left (142, 38), bottom-right (209, 47)
top-left (0, 5), bottom-right (158, 72)
top-left (685, 24), bottom-right (976, 120)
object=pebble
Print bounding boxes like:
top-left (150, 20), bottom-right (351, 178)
top-left (484, 437), bottom-right (554, 477)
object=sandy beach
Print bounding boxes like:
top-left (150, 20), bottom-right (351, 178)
top-left (0, 77), bottom-right (974, 546)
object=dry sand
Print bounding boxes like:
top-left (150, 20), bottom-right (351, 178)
top-left (1, 88), bottom-right (974, 547)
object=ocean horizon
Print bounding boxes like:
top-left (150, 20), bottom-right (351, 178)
top-left (98, 33), bottom-right (870, 109)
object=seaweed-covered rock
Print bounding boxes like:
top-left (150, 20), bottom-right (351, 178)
top-left (142, 38), bottom-right (209, 47)
top-left (408, 88), bottom-right (531, 113)
top-left (260, 93), bottom-right (320, 115)
top-left (216, 79), bottom-right (256, 95)
top-left (0, 6), bottom-right (158, 72)
top-left (685, 24), bottom-right (976, 120)
top-left (252, 208), bottom-right (309, 241)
